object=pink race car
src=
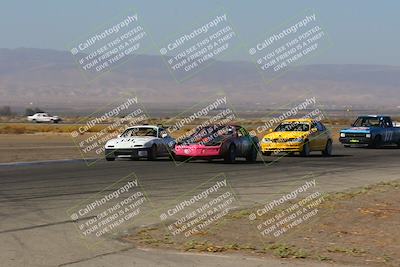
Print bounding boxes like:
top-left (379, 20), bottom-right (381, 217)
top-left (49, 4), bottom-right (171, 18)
top-left (173, 125), bottom-right (259, 163)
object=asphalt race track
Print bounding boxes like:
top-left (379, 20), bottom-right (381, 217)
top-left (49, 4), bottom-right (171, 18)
top-left (1, 144), bottom-right (399, 267)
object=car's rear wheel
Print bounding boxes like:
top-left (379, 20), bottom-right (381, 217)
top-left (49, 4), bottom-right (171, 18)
top-left (148, 145), bottom-right (157, 160)
top-left (224, 145), bottom-right (236, 163)
top-left (246, 145), bottom-right (257, 162)
top-left (322, 139), bottom-right (333, 156)
top-left (300, 141), bottom-right (310, 157)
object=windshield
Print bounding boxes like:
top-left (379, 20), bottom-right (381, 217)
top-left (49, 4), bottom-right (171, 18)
top-left (121, 127), bottom-right (157, 137)
top-left (353, 117), bottom-right (381, 127)
top-left (275, 122), bottom-right (310, 132)
top-left (182, 125), bottom-right (234, 144)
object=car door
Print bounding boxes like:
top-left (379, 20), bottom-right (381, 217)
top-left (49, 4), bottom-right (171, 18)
top-left (382, 117), bottom-right (395, 144)
top-left (309, 122), bottom-right (320, 150)
top-left (158, 128), bottom-right (174, 155)
top-left (316, 122), bottom-right (328, 149)
top-left (43, 114), bottom-right (51, 122)
top-left (38, 114), bottom-right (46, 122)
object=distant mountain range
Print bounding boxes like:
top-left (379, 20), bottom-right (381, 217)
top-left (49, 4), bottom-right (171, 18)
top-left (0, 48), bottom-right (399, 111)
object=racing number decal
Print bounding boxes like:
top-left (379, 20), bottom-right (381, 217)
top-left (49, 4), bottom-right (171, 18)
top-left (384, 131), bottom-right (393, 142)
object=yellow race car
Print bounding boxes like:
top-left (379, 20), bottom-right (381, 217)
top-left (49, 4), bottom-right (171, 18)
top-left (260, 118), bottom-right (332, 157)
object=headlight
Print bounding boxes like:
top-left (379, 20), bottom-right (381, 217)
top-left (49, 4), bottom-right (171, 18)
top-left (263, 138), bottom-right (272, 143)
top-left (291, 138), bottom-right (304, 143)
top-left (366, 133), bottom-right (371, 138)
top-left (340, 133), bottom-right (345, 137)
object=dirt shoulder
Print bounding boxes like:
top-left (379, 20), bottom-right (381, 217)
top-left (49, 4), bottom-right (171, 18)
top-left (0, 133), bottom-right (94, 163)
top-left (123, 180), bottom-right (400, 267)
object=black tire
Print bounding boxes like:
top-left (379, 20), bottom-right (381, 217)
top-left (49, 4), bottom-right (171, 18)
top-left (32, 119), bottom-right (37, 123)
top-left (300, 141), bottom-right (310, 157)
top-left (246, 146), bottom-right (257, 162)
top-left (148, 145), bottom-right (157, 160)
top-left (322, 139), bottom-right (333, 156)
top-left (344, 144), bottom-right (351, 148)
top-left (262, 151), bottom-right (272, 156)
top-left (169, 151), bottom-right (176, 160)
top-left (224, 145), bottom-right (236, 163)
top-left (105, 156), bottom-right (115, 161)
top-left (371, 135), bottom-right (383, 148)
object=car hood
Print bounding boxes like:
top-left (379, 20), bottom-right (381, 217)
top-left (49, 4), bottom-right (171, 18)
top-left (178, 135), bottom-right (227, 146)
top-left (105, 136), bottom-right (157, 148)
top-left (341, 127), bottom-right (371, 134)
top-left (263, 131), bottom-right (308, 140)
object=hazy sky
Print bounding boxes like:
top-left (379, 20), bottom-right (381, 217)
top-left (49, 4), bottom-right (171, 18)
top-left (1, 0), bottom-right (399, 65)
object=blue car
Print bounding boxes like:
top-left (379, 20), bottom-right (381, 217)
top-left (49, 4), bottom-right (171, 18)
top-left (339, 115), bottom-right (400, 148)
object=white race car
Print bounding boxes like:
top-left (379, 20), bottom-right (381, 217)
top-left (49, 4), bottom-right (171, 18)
top-left (27, 112), bottom-right (61, 123)
top-left (104, 125), bottom-right (175, 161)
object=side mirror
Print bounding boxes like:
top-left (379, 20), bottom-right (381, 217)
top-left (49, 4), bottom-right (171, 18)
top-left (161, 133), bottom-right (168, 138)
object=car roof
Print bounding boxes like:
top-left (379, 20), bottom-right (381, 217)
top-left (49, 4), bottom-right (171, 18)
top-left (125, 125), bottom-right (159, 130)
top-left (282, 118), bottom-right (314, 123)
top-left (359, 115), bottom-right (389, 118)
top-left (198, 124), bottom-right (240, 128)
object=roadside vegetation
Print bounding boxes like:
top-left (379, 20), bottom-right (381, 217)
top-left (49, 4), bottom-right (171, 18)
top-left (123, 180), bottom-right (400, 267)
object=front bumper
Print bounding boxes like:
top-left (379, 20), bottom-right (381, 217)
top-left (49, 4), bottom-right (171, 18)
top-left (105, 148), bottom-right (150, 158)
top-left (174, 145), bottom-right (222, 157)
top-left (261, 142), bottom-right (303, 152)
top-left (339, 137), bottom-right (371, 145)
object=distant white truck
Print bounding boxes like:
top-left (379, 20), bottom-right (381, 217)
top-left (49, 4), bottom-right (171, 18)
top-left (27, 113), bottom-right (61, 123)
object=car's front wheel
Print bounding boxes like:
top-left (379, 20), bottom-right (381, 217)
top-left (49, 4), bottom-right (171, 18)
top-left (105, 156), bottom-right (115, 161)
top-left (224, 145), bottom-right (236, 163)
top-left (371, 135), bottom-right (383, 148)
top-left (148, 145), bottom-right (157, 160)
top-left (246, 145), bottom-right (257, 162)
top-left (300, 141), bottom-right (310, 157)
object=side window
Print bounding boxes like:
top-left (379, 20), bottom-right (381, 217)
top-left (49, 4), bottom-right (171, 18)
top-left (237, 127), bottom-right (247, 137)
top-left (311, 122), bottom-right (317, 130)
top-left (384, 118), bottom-right (392, 127)
top-left (226, 126), bottom-right (236, 136)
top-left (316, 122), bottom-right (325, 131)
top-left (159, 128), bottom-right (168, 138)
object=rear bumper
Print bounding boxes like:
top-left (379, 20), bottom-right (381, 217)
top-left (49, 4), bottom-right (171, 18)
top-left (105, 148), bottom-right (149, 158)
top-left (174, 145), bottom-right (222, 157)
